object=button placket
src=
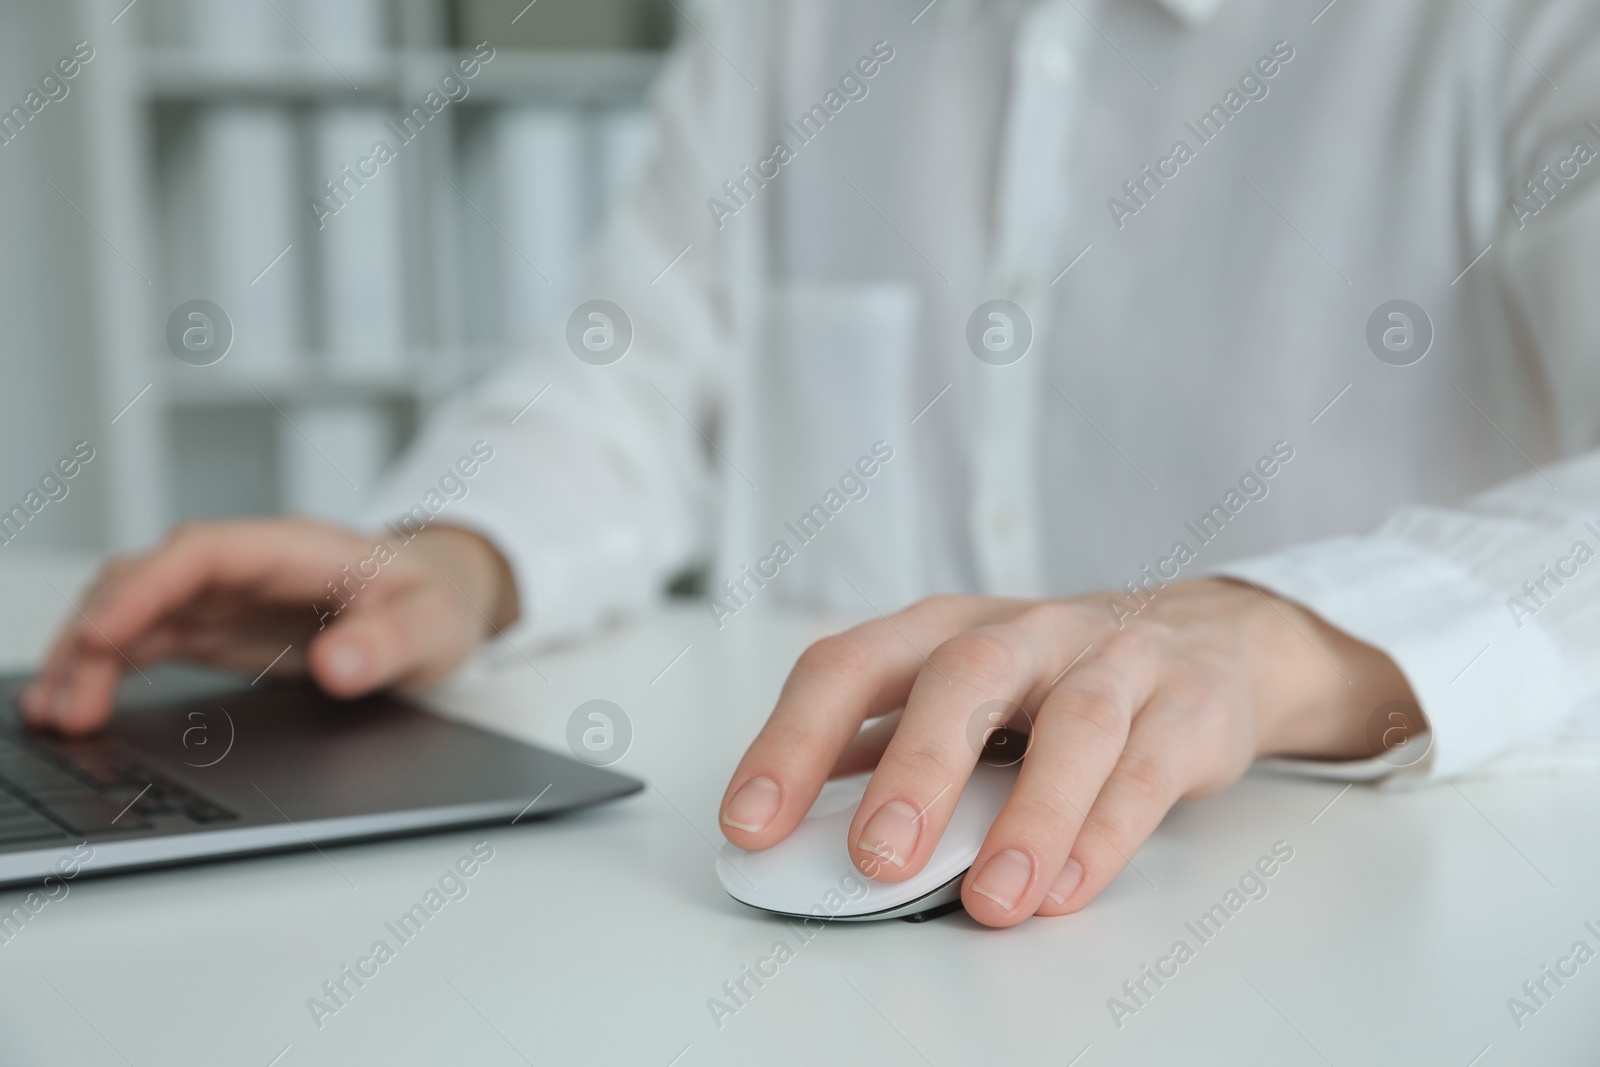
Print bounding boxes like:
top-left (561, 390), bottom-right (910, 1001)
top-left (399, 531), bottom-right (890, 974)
top-left (969, 0), bottom-right (1090, 596)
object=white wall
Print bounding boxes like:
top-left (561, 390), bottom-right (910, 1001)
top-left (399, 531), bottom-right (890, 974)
top-left (0, 0), bottom-right (108, 552)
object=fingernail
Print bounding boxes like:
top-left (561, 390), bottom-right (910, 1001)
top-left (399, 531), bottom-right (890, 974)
top-left (1045, 858), bottom-right (1084, 906)
top-left (722, 776), bottom-right (781, 833)
top-left (326, 644), bottom-right (367, 684)
top-left (857, 799), bottom-right (921, 872)
top-left (972, 848), bottom-right (1034, 911)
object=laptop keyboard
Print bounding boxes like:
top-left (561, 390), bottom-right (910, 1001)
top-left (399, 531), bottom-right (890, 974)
top-left (0, 733), bottom-right (238, 846)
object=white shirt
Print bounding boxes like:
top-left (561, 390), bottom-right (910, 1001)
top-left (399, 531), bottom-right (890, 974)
top-left (368, 0), bottom-right (1600, 785)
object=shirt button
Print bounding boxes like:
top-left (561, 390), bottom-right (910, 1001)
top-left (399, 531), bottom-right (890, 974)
top-left (1037, 41), bottom-right (1073, 82)
top-left (992, 506), bottom-right (1021, 538)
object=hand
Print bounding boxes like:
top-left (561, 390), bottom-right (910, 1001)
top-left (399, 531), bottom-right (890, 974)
top-left (718, 580), bottom-right (1415, 928)
top-left (19, 518), bottom-right (518, 735)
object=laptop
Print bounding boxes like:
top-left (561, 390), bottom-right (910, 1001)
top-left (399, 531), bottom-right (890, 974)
top-left (0, 666), bottom-right (642, 889)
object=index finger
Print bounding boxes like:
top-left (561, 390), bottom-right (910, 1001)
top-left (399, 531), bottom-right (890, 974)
top-left (845, 603), bottom-right (1092, 883)
top-left (26, 521), bottom-right (355, 733)
top-left (82, 521), bottom-right (350, 652)
top-left (21, 559), bottom-right (139, 727)
top-left (719, 597), bottom-right (1007, 849)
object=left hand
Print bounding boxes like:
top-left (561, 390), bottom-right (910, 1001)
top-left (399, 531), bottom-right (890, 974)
top-left (718, 579), bottom-right (1415, 928)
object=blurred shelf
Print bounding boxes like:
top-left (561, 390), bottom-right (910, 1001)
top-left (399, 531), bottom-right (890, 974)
top-left (451, 51), bottom-right (663, 104)
top-left (82, 0), bottom-right (665, 543)
top-left (139, 49), bottom-right (664, 104)
top-left (153, 349), bottom-right (529, 405)
top-left (139, 50), bottom-right (400, 100)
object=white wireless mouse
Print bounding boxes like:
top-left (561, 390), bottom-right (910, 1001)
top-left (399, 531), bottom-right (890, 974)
top-left (715, 761), bottom-right (1019, 922)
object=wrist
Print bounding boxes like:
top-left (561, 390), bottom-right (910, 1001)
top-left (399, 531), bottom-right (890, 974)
top-left (406, 525), bottom-right (521, 633)
top-left (1239, 583), bottom-right (1416, 760)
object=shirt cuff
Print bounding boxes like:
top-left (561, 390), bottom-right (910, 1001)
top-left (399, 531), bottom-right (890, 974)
top-left (1213, 535), bottom-right (1572, 785)
top-left (358, 422), bottom-right (693, 653)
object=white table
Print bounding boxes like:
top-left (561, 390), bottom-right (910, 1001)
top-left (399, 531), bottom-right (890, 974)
top-left (0, 553), bottom-right (1596, 1065)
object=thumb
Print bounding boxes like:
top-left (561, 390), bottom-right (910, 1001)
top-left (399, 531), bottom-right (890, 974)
top-left (307, 587), bottom-right (474, 698)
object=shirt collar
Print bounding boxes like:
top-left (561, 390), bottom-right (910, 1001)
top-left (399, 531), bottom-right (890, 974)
top-left (1151, 0), bottom-right (1228, 26)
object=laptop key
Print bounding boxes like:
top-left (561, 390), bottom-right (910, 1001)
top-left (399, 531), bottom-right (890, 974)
top-left (183, 801), bottom-right (240, 824)
top-left (0, 827), bottom-right (69, 847)
top-left (55, 750), bottom-right (145, 788)
top-left (0, 742), bottom-right (44, 770)
top-left (0, 811), bottom-right (69, 846)
top-left (1, 764), bottom-right (89, 800)
top-left (41, 795), bottom-right (151, 835)
top-left (133, 791), bottom-right (179, 816)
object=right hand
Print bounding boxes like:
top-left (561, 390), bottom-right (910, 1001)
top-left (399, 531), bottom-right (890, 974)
top-left (18, 517), bottom-right (519, 736)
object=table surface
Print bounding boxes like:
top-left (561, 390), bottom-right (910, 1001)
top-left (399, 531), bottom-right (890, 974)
top-left (0, 552), bottom-right (1596, 1066)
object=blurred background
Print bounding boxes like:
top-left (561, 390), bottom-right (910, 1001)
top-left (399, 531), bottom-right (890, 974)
top-left (0, 0), bottom-right (688, 555)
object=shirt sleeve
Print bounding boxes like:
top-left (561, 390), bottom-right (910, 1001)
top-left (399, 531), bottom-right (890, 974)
top-left (361, 9), bottom-right (763, 647)
top-left (1222, 5), bottom-right (1600, 786)
top-left (1218, 488), bottom-right (1589, 786)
